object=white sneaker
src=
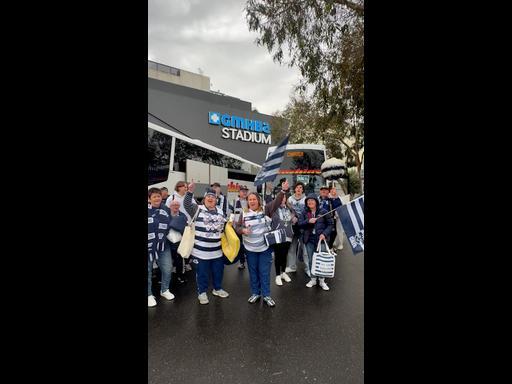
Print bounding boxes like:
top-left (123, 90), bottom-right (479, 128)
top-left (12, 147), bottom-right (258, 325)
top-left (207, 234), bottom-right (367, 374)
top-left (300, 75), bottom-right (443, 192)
top-left (148, 295), bottom-right (157, 307)
top-left (212, 289), bottom-right (229, 298)
top-left (263, 296), bottom-right (276, 307)
top-left (248, 294), bottom-right (261, 303)
top-left (306, 278), bottom-right (317, 288)
top-left (275, 275), bottom-right (283, 286)
top-left (285, 267), bottom-right (297, 273)
top-left (281, 272), bottom-right (291, 282)
top-left (198, 292), bottom-right (209, 304)
top-left (160, 290), bottom-right (175, 300)
top-left (318, 278), bottom-right (330, 291)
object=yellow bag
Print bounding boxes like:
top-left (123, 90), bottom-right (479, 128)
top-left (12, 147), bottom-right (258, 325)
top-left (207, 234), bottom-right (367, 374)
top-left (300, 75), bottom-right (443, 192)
top-left (221, 221), bottom-right (240, 263)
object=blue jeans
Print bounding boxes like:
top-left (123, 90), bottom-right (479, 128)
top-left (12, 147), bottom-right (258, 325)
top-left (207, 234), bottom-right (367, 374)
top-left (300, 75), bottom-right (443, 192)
top-left (195, 257), bottom-right (225, 294)
top-left (147, 246), bottom-right (173, 296)
top-left (246, 247), bottom-right (273, 297)
top-left (305, 240), bottom-right (328, 278)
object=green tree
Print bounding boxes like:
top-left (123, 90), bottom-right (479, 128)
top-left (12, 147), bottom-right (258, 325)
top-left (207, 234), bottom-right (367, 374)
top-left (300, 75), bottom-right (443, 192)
top-left (347, 168), bottom-right (361, 195)
top-left (269, 113), bottom-right (290, 145)
top-left (246, 0), bottom-right (364, 178)
top-left (274, 93), bottom-right (346, 160)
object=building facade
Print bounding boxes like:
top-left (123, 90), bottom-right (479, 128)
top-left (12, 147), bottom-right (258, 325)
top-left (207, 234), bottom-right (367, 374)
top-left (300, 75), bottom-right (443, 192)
top-left (148, 61), bottom-right (288, 201)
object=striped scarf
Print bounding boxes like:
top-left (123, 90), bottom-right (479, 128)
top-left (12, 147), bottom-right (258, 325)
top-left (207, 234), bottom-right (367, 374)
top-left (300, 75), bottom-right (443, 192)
top-left (148, 206), bottom-right (170, 262)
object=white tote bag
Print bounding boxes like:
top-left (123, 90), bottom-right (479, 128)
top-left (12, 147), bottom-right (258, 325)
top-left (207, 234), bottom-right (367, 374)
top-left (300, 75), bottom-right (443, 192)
top-left (177, 208), bottom-right (200, 259)
top-left (311, 239), bottom-right (336, 278)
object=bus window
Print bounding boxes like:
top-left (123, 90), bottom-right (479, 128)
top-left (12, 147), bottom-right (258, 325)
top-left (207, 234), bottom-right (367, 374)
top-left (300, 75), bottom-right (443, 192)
top-left (280, 149), bottom-right (324, 174)
top-left (273, 174), bottom-right (323, 195)
top-left (266, 145), bottom-right (326, 196)
top-left (173, 138), bottom-right (244, 172)
top-left (148, 127), bottom-right (172, 185)
top-left (148, 122), bottom-right (261, 192)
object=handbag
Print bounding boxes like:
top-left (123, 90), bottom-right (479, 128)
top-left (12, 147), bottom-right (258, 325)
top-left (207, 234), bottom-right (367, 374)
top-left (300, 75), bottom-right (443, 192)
top-left (264, 226), bottom-right (288, 246)
top-left (311, 239), bottom-right (336, 278)
top-left (264, 216), bottom-right (289, 246)
top-left (221, 221), bottom-right (240, 263)
top-left (177, 207), bottom-right (200, 259)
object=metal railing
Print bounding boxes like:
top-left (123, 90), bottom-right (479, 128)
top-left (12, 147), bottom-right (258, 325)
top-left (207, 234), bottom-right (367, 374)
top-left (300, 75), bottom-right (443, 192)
top-left (148, 60), bottom-right (180, 76)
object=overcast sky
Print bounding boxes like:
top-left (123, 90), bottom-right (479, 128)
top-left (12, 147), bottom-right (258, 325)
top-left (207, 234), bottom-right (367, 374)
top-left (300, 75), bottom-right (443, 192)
top-left (148, 0), bottom-right (302, 115)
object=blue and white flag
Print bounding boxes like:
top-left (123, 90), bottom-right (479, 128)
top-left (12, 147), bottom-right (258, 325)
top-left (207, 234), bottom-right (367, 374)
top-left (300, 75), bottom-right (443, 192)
top-left (253, 135), bottom-right (289, 187)
top-left (337, 195), bottom-right (364, 254)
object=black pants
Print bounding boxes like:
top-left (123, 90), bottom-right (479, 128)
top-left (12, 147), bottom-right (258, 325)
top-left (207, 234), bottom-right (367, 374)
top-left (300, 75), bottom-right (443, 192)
top-left (237, 234), bottom-right (246, 264)
top-left (273, 241), bottom-right (291, 275)
top-left (170, 242), bottom-right (185, 276)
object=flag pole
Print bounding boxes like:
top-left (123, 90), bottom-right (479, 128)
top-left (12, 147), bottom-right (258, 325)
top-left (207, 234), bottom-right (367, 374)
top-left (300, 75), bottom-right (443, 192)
top-left (316, 207), bottom-right (338, 219)
top-left (262, 181), bottom-right (266, 208)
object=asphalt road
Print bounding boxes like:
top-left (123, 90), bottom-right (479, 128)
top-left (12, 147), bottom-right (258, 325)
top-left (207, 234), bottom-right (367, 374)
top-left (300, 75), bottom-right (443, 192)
top-left (148, 239), bottom-right (364, 384)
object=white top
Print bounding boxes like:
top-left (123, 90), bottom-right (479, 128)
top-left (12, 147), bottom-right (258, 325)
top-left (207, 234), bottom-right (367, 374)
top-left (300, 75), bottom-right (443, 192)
top-left (287, 194), bottom-right (306, 215)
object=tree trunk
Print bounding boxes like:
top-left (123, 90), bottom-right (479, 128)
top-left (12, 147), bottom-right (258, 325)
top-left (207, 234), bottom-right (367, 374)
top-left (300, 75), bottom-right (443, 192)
top-left (338, 179), bottom-right (348, 195)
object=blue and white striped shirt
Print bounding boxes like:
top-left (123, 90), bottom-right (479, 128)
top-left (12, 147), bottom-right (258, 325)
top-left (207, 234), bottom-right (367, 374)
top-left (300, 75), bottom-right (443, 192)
top-left (184, 192), bottom-right (226, 260)
top-left (242, 209), bottom-right (270, 253)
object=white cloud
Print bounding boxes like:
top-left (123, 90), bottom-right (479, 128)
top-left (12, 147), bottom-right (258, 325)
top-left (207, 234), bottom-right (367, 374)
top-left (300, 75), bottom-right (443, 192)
top-left (148, 0), bottom-right (301, 115)
top-left (148, 0), bottom-right (199, 18)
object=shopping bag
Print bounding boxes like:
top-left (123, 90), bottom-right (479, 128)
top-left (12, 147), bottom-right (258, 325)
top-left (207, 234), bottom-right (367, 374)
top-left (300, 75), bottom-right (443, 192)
top-left (177, 207), bottom-right (200, 259)
top-left (221, 221), bottom-right (240, 263)
top-left (311, 239), bottom-right (336, 278)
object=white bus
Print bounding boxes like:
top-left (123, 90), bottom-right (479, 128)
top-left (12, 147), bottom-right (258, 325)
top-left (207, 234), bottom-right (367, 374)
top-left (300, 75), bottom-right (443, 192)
top-left (265, 143), bottom-right (327, 195)
top-left (148, 122), bottom-right (261, 202)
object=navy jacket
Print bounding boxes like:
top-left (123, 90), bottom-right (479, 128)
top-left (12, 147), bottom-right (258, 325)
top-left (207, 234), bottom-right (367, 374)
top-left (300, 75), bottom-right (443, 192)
top-left (318, 196), bottom-right (343, 220)
top-left (168, 211), bottom-right (187, 234)
top-left (298, 194), bottom-right (334, 244)
top-left (148, 206), bottom-right (171, 261)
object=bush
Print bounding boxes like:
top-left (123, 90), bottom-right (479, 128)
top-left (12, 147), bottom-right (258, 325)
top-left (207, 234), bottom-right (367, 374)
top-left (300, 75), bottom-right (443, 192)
top-left (347, 169), bottom-right (362, 195)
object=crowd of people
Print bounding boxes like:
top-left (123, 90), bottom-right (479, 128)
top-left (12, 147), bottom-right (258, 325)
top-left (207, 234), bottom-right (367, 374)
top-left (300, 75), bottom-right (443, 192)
top-left (147, 179), bottom-right (345, 308)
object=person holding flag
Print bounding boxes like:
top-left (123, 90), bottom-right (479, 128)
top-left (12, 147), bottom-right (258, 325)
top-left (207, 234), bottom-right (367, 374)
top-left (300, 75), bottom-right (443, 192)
top-left (234, 135), bottom-right (289, 307)
top-left (299, 194), bottom-right (334, 290)
top-left (264, 179), bottom-right (296, 286)
top-left (286, 181), bottom-right (307, 275)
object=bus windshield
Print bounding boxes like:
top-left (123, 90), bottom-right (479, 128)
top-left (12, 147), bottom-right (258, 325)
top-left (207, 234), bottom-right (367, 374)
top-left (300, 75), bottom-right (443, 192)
top-left (266, 145), bottom-right (326, 196)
